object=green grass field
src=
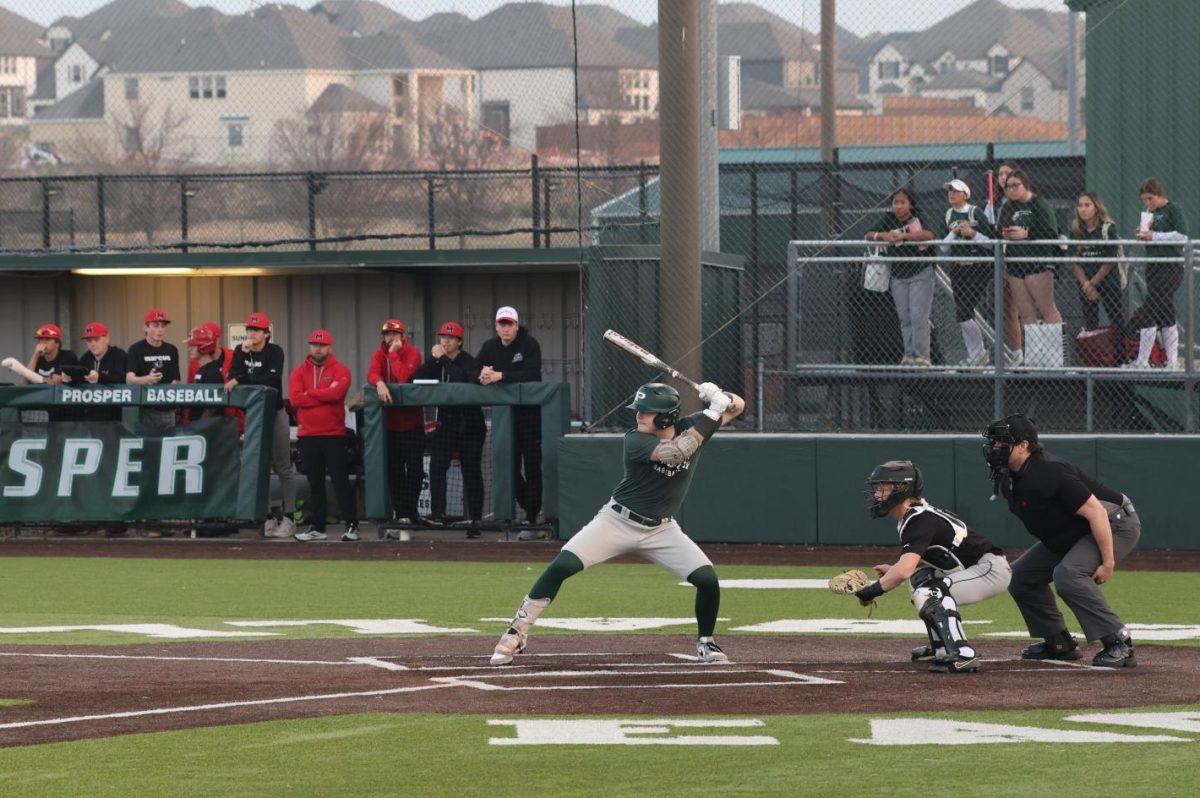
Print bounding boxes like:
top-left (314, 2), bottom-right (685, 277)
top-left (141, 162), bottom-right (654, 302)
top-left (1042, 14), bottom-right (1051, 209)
top-left (0, 556), bottom-right (1196, 796)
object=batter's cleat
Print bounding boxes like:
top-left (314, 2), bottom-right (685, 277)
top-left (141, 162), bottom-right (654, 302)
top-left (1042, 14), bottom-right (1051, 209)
top-left (1092, 632), bottom-right (1136, 668)
top-left (696, 637), bottom-right (729, 663)
top-left (490, 627), bottom-right (527, 666)
top-left (1021, 631), bottom-right (1083, 661)
top-left (911, 645), bottom-right (945, 662)
top-left (340, 523), bottom-right (360, 542)
top-left (929, 654), bottom-right (981, 673)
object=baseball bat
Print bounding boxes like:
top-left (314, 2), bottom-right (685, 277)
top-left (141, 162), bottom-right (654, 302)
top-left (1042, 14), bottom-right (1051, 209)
top-left (2, 357), bottom-right (45, 384)
top-left (601, 329), bottom-right (701, 391)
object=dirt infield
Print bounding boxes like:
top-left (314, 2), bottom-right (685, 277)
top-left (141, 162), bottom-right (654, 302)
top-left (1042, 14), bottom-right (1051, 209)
top-left (1, 635), bottom-right (1196, 748)
top-left (3, 536), bottom-right (1199, 570)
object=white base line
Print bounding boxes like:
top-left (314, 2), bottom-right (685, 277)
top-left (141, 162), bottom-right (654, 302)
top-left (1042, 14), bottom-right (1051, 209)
top-left (0, 652), bottom-right (356, 667)
top-left (347, 657), bottom-right (410, 671)
top-left (0, 684), bottom-right (455, 731)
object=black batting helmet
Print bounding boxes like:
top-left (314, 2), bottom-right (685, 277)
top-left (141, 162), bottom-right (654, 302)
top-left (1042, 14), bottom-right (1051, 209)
top-left (627, 383), bottom-right (681, 429)
top-left (865, 460), bottom-right (923, 518)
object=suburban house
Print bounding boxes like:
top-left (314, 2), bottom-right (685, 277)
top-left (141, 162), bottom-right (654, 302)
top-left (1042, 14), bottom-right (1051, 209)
top-left (410, 3), bottom-right (658, 153)
top-left (28, 2), bottom-right (474, 167)
top-left (0, 7), bottom-right (52, 127)
top-left (850, 0), bottom-right (1082, 123)
top-left (309, 0), bottom-right (406, 36)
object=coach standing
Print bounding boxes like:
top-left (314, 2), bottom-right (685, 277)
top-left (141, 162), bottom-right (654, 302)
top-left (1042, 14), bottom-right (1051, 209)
top-left (368, 318), bottom-right (424, 525)
top-left (290, 329), bottom-right (359, 543)
top-left (983, 414), bottom-right (1139, 668)
top-left (225, 311), bottom-right (297, 539)
top-left (477, 306), bottom-right (542, 534)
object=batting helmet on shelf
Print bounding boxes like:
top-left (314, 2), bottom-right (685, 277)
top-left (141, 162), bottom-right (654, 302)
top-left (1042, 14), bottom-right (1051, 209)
top-left (865, 460), bottom-right (923, 518)
top-left (626, 382), bottom-right (681, 429)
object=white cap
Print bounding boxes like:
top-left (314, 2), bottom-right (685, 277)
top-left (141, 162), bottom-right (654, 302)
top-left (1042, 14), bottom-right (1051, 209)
top-left (943, 178), bottom-right (970, 198)
top-left (495, 305), bottom-right (519, 323)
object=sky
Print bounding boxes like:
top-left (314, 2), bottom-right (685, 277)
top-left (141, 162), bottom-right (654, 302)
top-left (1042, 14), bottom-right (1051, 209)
top-left (3, 0), bottom-right (1071, 38)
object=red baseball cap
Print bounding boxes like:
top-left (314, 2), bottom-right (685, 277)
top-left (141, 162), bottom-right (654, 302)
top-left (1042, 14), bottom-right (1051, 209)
top-left (381, 318), bottom-right (406, 334)
top-left (144, 308), bottom-right (170, 324)
top-left (245, 311), bottom-right (271, 330)
top-left (308, 329), bottom-right (334, 345)
top-left (439, 321), bottom-right (465, 339)
top-left (34, 323), bottom-right (62, 340)
top-left (80, 321), bottom-right (109, 339)
top-left (201, 321), bottom-right (222, 347)
top-left (184, 326), bottom-right (218, 354)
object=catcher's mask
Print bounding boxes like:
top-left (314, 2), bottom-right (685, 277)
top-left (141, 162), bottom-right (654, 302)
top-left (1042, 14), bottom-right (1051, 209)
top-left (627, 383), bottom-right (680, 430)
top-left (983, 414), bottom-right (1038, 478)
top-left (865, 460), bottom-right (923, 518)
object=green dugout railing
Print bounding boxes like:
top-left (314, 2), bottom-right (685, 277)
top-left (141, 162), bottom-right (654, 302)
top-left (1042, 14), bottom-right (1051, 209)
top-left (362, 382), bottom-right (571, 525)
top-left (0, 384), bottom-right (275, 522)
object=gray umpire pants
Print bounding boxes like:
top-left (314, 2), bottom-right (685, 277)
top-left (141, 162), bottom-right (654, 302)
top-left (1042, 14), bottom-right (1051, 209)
top-left (1008, 497), bottom-right (1140, 642)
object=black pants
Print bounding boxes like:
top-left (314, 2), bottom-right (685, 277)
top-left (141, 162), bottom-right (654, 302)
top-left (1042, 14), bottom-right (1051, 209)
top-left (514, 407), bottom-right (542, 521)
top-left (949, 263), bottom-right (990, 323)
top-left (1080, 275), bottom-right (1124, 331)
top-left (297, 435), bottom-right (356, 529)
top-left (429, 430), bottom-right (486, 520)
top-left (1142, 262), bottom-right (1182, 328)
top-left (387, 427), bottom-right (425, 519)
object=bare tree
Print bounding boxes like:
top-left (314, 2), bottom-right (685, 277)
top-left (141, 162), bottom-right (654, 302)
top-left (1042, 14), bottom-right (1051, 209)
top-left (426, 105), bottom-right (506, 248)
top-left (0, 129), bottom-right (23, 176)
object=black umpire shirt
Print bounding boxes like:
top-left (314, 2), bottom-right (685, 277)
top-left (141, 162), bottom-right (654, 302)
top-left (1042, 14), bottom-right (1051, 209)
top-left (899, 502), bottom-right (1002, 568)
top-left (1001, 450), bottom-right (1124, 554)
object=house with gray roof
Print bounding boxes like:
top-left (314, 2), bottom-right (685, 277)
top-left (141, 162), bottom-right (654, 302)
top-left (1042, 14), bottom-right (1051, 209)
top-left (859, 0), bottom-right (1081, 123)
top-left (309, 1), bottom-right (407, 37)
top-left (0, 6), bottom-right (52, 127)
top-left (29, 2), bottom-right (474, 166)
top-left (411, 2), bottom-right (657, 152)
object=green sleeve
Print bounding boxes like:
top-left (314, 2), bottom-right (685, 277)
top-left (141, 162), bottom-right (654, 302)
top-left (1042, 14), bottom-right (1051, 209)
top-left (1034, 198), bottom-right (1059, 238)
top-left (1164, 203), bottom-right (1188, 235)
top-left (975, 206), bottom-right (995, 238)
top-left (623, 430), bottom-right (658, 464)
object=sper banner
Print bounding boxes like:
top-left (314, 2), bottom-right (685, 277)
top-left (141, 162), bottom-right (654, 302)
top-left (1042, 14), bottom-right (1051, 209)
top-left (0, 417), bottom-right (242, 523)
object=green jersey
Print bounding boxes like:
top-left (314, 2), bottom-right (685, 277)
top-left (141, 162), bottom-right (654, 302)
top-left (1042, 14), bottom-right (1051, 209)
top-left (1075, 221), bottom-right (1118, 279)
top-left (1147, 201), bottom-right (1188, 261)
top-left (945, 204), bottom-right (995, 262)
top-left (1004, 195), bottom-right (1059, 262)
top-left (611, 413), bottom-right (705, 519)
top-left (869, 211), bottom-right (933, 279)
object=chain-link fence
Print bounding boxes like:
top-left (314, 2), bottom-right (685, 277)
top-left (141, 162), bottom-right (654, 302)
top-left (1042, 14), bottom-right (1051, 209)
top-left (1, 0), bottom-right (1194, 436)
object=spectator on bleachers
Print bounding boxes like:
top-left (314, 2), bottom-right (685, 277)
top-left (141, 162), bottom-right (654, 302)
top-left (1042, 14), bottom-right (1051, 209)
top-left (999, 170), bottom-right (1063, 367)
top-left (126, 308), bottom-right (181, 428)
top-left (226, 311), bottom-right (296, 538)
top-left (992, 162), bottom-right (1025, 366)
top-left (1130, 178), bottom-right (1188, 369)
top-left (290, 329), bottom-right (359, 543)
top-left (478, 305), bottom-right (544, 536)
top-left (942, 179), bottom-right (996, 367)
top-left (1071, 193), bottom-right (1124, 333)
top-left (25, 323), bottom-right (78, 385)
top-left (865, 188), bottom-right (936, 367)
top-left (368, 318), bottom-right (424, 526)
top-left (415, 320), bottom-right (487, 537)
top-left (77, 321), bottom-right (126, 422)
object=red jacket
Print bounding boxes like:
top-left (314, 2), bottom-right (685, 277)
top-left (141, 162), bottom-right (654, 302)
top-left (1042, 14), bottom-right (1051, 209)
top-left (289, 354), bottom-right (351, 438)
top-left (366, 339), bottom-right (423, 432)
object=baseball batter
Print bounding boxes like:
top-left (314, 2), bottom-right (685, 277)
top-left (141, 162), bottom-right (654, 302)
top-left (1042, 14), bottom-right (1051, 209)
top-left (490, 381), bottom-right (746, 665)
top-left (856, 460), bottom-right (1011, 673)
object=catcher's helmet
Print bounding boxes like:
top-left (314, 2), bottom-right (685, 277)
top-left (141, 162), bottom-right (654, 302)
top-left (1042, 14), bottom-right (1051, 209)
top-left (627, 382), bottom-right (680, 429)
top-left (865, 460), bottom-right (923, 518)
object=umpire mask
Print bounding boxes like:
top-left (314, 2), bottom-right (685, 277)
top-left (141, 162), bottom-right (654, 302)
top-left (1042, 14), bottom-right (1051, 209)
top-left (983, 414), bottom-right (1038, 478)
top-left (865, 460), bottom-right (923, 518)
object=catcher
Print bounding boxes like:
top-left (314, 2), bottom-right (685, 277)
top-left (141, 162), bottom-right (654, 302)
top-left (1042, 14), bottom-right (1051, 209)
top-left (831, 460), bottom-right (1011, 673)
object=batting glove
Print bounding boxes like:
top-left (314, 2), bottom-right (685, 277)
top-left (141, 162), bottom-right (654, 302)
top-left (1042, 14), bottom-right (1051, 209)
top-left (703, 391), bottom-right (732, 420)
top-left (697, 381), bottom-right (722, 402)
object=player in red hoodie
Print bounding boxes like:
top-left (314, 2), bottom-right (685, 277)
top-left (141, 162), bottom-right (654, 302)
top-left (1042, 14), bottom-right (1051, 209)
top-left (367, 318), bottom-right (424, 525)
top-left (290, 329), bottom-right (359, 543)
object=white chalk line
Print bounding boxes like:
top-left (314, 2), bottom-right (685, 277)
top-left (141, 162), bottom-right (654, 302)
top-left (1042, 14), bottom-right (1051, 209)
top-left (0, 683), bottom-right (455, 731)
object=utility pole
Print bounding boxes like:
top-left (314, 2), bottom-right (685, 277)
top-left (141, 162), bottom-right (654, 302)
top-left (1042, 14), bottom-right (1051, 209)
top-left (820, 0), bottom-right (838, 238)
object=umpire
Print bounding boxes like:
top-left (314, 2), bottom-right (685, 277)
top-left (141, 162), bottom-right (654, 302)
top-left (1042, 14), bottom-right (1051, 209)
top-left (984, 414), bottom-right (1139, 668)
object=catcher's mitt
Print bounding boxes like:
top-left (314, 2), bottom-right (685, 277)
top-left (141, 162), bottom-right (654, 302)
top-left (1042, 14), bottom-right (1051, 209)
top-left (828, 569), bottom-right (877, 616)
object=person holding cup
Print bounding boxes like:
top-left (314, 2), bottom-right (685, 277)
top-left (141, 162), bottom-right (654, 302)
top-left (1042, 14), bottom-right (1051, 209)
top-left (1130, 178), bottom-right (1188, 369)
top-left (999, 170), bottom-right (1063, 367)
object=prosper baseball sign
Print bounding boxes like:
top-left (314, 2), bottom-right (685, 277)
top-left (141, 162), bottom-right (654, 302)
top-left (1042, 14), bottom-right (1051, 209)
top-left (0, 418), bottom-right (241, 522)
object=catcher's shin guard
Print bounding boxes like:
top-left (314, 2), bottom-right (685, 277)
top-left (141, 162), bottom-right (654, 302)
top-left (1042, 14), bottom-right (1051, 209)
top-left (915, 581), bottom-right (973, 660)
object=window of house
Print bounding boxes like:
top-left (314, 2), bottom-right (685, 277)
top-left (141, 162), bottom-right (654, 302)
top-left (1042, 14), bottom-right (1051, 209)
top-left (481, 101), bottom-right (510, 146)
top-left (877, 61), bottom-right (900, 80)
top-left (189, 76), bottom-right (199, 99)
top-left (125, 78), bottom-right (139, 101)
top-left (991, 55), bottom-right (1009, 76)
top-left (216, 76), bottom-right (226, 99)
top-left (1021, 86), bottom-right (1035, 111)
top-left (391, 75), bottom-right (407, 116)
top-left (227, 122), bottom-right (245, 150)
top-left (124, 124), bottom-right (142, 153)
top-left (189, 75), bottom-right (227, 100)
top-left (70, 64), bottom-right (84, 83)
top-left (202, 76), bottom-right (213, 99)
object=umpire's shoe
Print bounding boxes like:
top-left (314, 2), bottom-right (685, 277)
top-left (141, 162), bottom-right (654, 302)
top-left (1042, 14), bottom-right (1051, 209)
top-left (696, 637), bottom-right (729, 663)
top-left (929, 654), bottom-right (981, 673)
top-left (490, 627), bottom-right (528, 666)
top-left (1092, 631), bottom-right (1136, 668)
top-left (1021, 630), bottom-right (1083, 661)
